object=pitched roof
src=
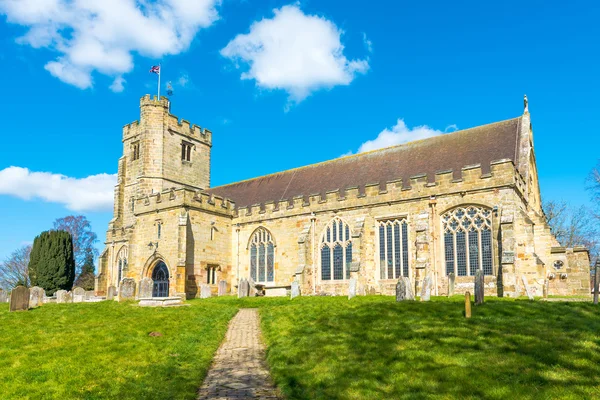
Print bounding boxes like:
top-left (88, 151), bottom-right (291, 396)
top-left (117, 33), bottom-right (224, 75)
top-left (208, 116), bottom-right (523, 208)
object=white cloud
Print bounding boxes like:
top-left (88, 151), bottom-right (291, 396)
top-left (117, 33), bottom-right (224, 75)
top-left (221, 4), bottom-right (369, 103)
top-left (0, 167), bottom-right (116, 212)
top-left (0, 0), bottom-right (220, 89)
top-left (177, 73), bottom-right (190, 88)
top-left (356, 119), bottom-right (447, 153)
top-left (109, 76), bottom-right (126, 93)
top-left (362, 32), bottom-right (373, 53)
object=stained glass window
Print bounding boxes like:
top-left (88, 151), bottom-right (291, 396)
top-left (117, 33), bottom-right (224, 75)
top-left (378, 219), bottom-right (410, 279)
top-left (249, 228), bottom-right (275, 283)
top-left (321, 218), bottom-right (352, 281)
top-left (442, 206), bottom-right (493, 276)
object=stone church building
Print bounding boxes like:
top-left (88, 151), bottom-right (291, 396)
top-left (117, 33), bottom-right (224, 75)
top-left (95, 95), bottom-right (591, 299)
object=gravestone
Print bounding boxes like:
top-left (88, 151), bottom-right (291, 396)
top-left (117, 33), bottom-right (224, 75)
top-left (420, 275), bottom-right (432, 301)
top-left (465, 292), bottom-right (472, 318)
top-left (72, 287), bottom-right (85, 303)
top-left (29, 286), bottom-right (45, 308)
top-left (218, 280), bottom-right (227, 296)
top-left (85, 290), bottom-right (94, 300)
top-left (237, 279), bottom-right (249, 298)
top-left (348, 277), bottom-right (357, 300)
top-left (107, 286), bottom-right (116, 300)
top-left (138, 277), bottom-right (154, 298)
top-left (396, 278), bottom-right (407, 301)
top-left (290, 280), bottom-right (301, 299)
top-left (9, 286), bottom-right (29, 312)
top-left (0, 288), bottom-right (7, 303)
top-left (474, 270), bottom-right (485, 305)
top-left (521, 275), bottom-right (534, 301)
top-left (56, 290), bottom-right (72, 303)
top-left (448, 273), bottom-right (455, 297)
top-left (200, 284), bottom-right (212, 299)
top-left (119, 278), bottom-right (136, 301)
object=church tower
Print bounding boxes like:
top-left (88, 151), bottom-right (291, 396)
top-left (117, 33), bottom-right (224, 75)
top-left (113, 95), bottom-right (212, 227)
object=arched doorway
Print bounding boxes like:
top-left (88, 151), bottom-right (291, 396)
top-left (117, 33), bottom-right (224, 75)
top-left (152, 261), bottom-right (170, 297)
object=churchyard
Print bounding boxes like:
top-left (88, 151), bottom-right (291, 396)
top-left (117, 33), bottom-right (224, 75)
top-left (1, 295), bottom-right (599, 399)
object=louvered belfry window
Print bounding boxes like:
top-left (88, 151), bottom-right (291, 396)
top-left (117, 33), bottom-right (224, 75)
top-left (249, 228), bottom-right (275, 283)
top-left (442, 206), bottom-right (493, 276)
top-left (378, 218), bottom-right (409, 279)
top-left (321, 218), bottom-right (352, 281)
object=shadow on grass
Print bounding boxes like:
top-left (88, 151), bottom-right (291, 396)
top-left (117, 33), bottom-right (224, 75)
top-left (256, 297), bottom-right (600, 400)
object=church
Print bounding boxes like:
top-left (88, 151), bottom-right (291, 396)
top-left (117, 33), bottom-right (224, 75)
top-left (95, 95), bottom-right (591, 299)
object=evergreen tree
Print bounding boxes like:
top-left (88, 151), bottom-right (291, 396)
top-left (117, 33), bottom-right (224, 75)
top-left (29, 230), bottom-right (75, 295)
top-left (74, 249), bottom-right (96, 290)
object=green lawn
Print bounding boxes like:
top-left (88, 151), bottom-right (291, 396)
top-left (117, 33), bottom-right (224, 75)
top-left (2, 297), bottom-right (599, 400)
top-left (249, 296), bottom-right (600, 400)
top-left (0, 300), bottom-right (238, 400)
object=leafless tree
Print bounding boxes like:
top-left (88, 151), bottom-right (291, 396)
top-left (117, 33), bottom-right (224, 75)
top-left (0, 245), bottom-right (32, 290)
top-left (53, 215), bottom-right (98, 275)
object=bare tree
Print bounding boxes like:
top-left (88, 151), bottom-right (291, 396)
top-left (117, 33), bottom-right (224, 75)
top-left (0, 245), bottom-right (32, 290)
top-left (53, 215), bottom-right (98, 275)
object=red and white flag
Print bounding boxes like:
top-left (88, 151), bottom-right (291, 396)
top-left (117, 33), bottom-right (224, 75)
top-left (149, 65), bottom-right (160, 74)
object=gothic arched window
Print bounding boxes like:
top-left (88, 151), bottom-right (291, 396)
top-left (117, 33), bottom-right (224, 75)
top-left (249, 228), bottom-right (275, 283)
top-left (321, 218), bottom-right (352, 281)
top-left (378, 218), bottom-right (409, 279)
top-left (116, 246), bottom-right (128, 284)
top-left (442, 206), bottom-right (493, 276)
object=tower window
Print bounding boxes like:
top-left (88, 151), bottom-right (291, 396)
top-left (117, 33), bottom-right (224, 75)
top-left (132, 141), bottom-right (140, 161)
top-left (181, 141), bottom-right (193, 162)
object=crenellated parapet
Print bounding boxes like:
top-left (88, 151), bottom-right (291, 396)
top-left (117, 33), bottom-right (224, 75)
top-left (133, 187), bottom-right (235, 217)
top-left (232, 159), bottom-right (523, 221)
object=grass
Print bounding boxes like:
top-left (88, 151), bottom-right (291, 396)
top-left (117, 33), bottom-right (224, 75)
top-left (2, 296), bottom-right (600, 400)
top-left (0, 300), bottom-right (238, 400)
top-left (247, 296), bottom-right (600, 400)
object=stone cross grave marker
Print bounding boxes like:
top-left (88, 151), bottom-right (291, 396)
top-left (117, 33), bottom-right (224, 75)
top-left (290, 280), bottom-right (301, 299)
top-left (474, 270), bottom-right (485, 305)
top-left (218, 280), bottom-right (227, 296)
top-left (72, 287), bottom-right (85, 303)
top-left (348, 277), bottom-right (357, 300)
top-left (421, 275), bottom-right (432, 301)
top-left (29, 286), bottom-right (45, 308)
top-left (448, 273), bottom-right (455, 297)
top-left (107, 286), bottom-right (116, 300)
top-left (9, 286), bottom-right (29, 312)
top-left (56, 290), bottom-right (72, 303)
top-left (119, 278), bottom-right (136, 302)
top-left (200, 284), bottom-right (212, 299)
top-left (0, 288), bottom-right (7, 303)
top-left (138, 277), bottom-right (154, 298)
top-left (521, 275), bottom-right (534, 300)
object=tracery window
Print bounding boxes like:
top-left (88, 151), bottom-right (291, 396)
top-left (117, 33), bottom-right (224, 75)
top-left (321, 218), bottom-right (352, 281)
top-left (116, 246), bottom-right (128, 285)
top-left (249, 228), bottom-right (274, 283)
top-left (442, 206), bottom-right (493, 276)
top-left (207, 265), bottom-right (219, 285)
top-left (181, 141), bottom-right (193, 162)
top-left (378, 218), bottom-right (409, 279)
top-left (132, 141), bottom-right (140, 161)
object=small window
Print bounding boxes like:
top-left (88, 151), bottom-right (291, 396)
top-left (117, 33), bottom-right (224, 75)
top-left (181, 141), bottom-right (193, 162)
top-left (207, 265), bottom-right (218, 285)
top-left (132, 142), bottom-right (140, 161)
top-left (157, 222), bottom-right (162, 239)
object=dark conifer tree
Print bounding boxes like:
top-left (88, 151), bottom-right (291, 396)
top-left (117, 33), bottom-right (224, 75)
top-left (29, 230), bottom-right (75, 295)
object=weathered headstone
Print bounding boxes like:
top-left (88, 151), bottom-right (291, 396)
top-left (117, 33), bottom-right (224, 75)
top-left (218, 280), bottom-right (227, 296)
top-left (290, 280), bottom-right (301, 299)
top-left (72, 287), bottom-right (85, 303)
top-left (85, 290), bottom-right (95, 300)
top-left (56, 290), bottom-right (72, 303)
top-left (107, 286), bottom-right (116, 300)
top-left (200, 284), bottom-right (212, 299)
top-left (118, 278), bottom-right (136, 301)
top-left (420, 275), bottom-right (432, 301)
top-left (0, 288), bottom-right (7, 303)
top-left (138, 277), bottom-right (154, 298)
top-left (396, 278), bottom-right (407, 301)
top-left (237, 279), bottom-right (249, 298)
top-left (521, 274), bottom-right (534, 301)
top-left (348, 277), bottom-right (357, 300)
top-left (465, 291), bottom-right (472, 318)
top-left (29, 286), bottom-right (45, 308)
top-left (9, 286), bottom-right (29, 312)
top-left (475, 270), bottom-right (485, 305)
top-left (448, 273), bottom-right (455, 297)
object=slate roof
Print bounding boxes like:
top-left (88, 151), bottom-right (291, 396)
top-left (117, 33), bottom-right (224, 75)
top-left (208, 116), bottom-right (523, 208)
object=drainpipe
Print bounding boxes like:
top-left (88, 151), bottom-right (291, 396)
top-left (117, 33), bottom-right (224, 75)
top-left (236, 224), bottom-right (240, 294)
top-left (311, 212), bottom-right (317, 295)
top-left (429, 197), bottom-right (439, 296)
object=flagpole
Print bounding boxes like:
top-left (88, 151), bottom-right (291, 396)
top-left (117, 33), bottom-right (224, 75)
top-left (157, 64), bottom-right (161, 100)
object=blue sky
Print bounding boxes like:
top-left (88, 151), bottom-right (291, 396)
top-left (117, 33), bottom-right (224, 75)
top-left (0, 0), bottom-right (598, 263)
